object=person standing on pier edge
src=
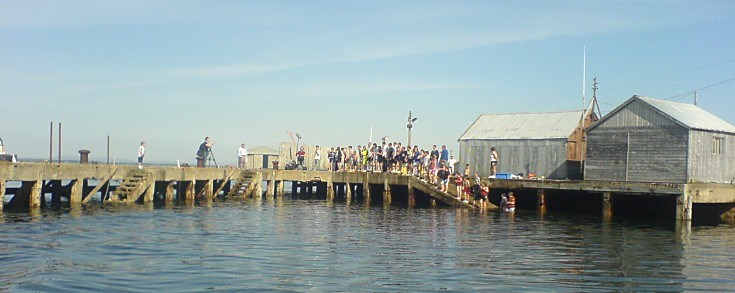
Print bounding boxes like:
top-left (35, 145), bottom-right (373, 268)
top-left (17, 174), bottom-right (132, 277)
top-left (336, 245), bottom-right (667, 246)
top-left (237, 143), bottom-right (248, 169)
top-left (137, 141), bottom-right (145, 169)
top-left (197, 137), bottom-right (214, 167)
top-left (313, 145), bottom-right (321, 170)
top-left (296, 146), bottom-right (306, 170)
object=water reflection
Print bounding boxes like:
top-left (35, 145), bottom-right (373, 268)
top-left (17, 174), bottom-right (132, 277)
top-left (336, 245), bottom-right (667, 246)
top-left (0, 199), bottom-right (733, 291)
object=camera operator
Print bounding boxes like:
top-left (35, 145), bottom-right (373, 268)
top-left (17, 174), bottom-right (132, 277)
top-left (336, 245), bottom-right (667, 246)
top-left (197, 137), bottom-right (215, 167)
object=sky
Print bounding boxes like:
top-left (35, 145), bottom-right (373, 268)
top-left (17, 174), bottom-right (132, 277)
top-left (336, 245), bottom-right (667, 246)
top-left (1, 0), bottom-right (734, 165)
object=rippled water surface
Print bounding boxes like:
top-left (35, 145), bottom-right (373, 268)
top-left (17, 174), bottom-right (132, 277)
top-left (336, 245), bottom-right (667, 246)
top-left (1, 198), bottom-right (734, 292)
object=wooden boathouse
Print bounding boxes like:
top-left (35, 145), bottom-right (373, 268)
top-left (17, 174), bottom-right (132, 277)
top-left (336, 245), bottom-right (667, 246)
top-left (2, 162), bottom-right (735, 222)
top-left (585, 95), bottom-right (735, 184)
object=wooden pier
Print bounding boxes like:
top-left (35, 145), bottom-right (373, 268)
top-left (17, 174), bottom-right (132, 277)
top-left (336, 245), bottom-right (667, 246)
top-left (2, 162), bottom-right (734, 221)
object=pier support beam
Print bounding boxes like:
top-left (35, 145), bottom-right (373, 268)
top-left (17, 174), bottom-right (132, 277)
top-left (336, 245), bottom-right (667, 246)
top-left (326, 180), bottom-right (335, 202)
top-left (70, 179), bottom-right (83, 204)
top-left (292, 182), bottom-right (298, 198)
top-left (677, 187), bottom-right (693, 221)
top-left (537, 189), bottom-right (546, 214)
top-left (383, 180), bottom-right (392, 206)
top-left (345, 182), bottom-right (352, 203)
top-left (165, 181), bottom-right (175, 202)
top-left (363, 182), bottom-right (370, 205)
top-left (278, 180), bottom-right (285, 196)
top-left (143, 181), bottom-right (154, 202)
top-left (602, 192), bottom-right (613, 220)
top-left (266, 180), bottom-right (274, 198)
top-left (407, 180), bottom-right (415, 208)
top-left (0, 180), bottom-right (4, 212)
top-left (179, 180), bottom-right (195, 202)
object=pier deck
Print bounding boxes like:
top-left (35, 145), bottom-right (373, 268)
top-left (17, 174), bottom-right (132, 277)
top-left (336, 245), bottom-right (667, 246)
top-left (2, 162), bottom-right (734, 221)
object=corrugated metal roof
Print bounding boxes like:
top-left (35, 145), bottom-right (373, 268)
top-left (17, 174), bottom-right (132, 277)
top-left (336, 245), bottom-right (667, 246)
top-left (637, 96), bottom-right (735, 133)
top-left (458, 111), bottom-right (583, 140)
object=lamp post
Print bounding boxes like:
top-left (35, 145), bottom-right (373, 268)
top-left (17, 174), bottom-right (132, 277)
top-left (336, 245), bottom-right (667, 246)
top-left (407, 111), bottom-right (418, 147)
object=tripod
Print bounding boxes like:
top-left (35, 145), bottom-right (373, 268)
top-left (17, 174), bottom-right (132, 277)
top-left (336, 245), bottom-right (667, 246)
top-left (207, 148), bottom-right (219, 168)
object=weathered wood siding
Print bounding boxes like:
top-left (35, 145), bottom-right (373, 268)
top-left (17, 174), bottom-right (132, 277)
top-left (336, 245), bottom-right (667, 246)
top-left (586, 99), bottom-right (689, 183)
top-left (688, 130), bottom-right (735, 183)
top-left (459, 139), bottom-right (569, 179)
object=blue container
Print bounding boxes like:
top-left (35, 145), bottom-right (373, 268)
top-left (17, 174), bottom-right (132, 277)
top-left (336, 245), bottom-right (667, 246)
top-left (495, 173), bottom-right (512, 179)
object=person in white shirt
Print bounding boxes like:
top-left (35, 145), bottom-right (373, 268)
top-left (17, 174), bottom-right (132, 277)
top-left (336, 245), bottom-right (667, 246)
top-left (237, 143), bottom-right (248, 169)
top-left (137, 142), bottom-right (145, 169)
top-left (313, 145), bottom-right (321, 170)
top-left (447, 155), bottom-right (458, 174)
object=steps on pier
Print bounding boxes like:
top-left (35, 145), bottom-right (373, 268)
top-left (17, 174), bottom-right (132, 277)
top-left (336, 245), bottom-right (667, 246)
top-left (227, 171), bottom-right (259, 198)
top-left (110, 169), bottom-right (152, 203)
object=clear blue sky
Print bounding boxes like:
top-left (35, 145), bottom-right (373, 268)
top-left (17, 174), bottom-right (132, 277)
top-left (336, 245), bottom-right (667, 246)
top-left (2, 1), bottom-right (734, 165)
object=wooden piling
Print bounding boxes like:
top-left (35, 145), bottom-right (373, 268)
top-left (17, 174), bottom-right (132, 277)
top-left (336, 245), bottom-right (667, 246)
top-left (70, 179), bottom-right (83, 204)
top-left (602, 192), bottom-right (612, 219)
top-left (345, 182), bottom-right (352, 203)
top-left (0, 180), bottom-right (5, 211)
top-left (407, 179), bottom-right (415, 208)
top-left (537, 189), bottom-right (546, 214)
top-left (383, 179), bottom-right (392, 206)
top-left (165, 181), bottom-right (175, 202)
top-left (677, 186), bottom-right (692, 221)
top-left (266, 179), bottom-right (274, 198)
top-left (326, 180), bottom-right (334, 202)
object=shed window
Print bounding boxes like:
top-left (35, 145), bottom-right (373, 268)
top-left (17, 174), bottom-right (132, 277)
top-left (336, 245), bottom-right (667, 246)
top-left (713, 137), bottom-right (725, 155)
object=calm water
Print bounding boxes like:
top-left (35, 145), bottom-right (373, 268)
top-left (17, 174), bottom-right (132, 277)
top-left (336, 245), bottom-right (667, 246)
top-left (1, 198), bottom-right (734, 292)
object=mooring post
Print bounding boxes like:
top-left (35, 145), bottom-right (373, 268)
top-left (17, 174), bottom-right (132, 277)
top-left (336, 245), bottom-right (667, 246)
top-left (69, 178), bottom-right (83, 204)
top-left (602, 192), bottom-right (613, 219)
top-left (537, 189), bottom-right (547, 214)
top-left (676, 185), bottom-right (693, 221)
top-left (383, 179), bottom-right (392, 206)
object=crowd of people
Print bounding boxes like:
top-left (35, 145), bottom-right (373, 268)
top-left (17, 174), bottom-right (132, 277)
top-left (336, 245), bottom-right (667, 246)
top-left (310, 141), bottom-right (500, 208)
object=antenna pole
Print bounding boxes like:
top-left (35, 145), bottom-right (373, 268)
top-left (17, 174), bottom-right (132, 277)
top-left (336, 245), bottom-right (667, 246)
top-left (694, 92), bottom-right (698, 105)
top-left (582, 46), bottom-right (586, 112)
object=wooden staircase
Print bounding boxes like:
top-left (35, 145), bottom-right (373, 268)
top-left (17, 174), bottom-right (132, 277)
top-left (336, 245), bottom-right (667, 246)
top-left (226, 171), bottom-right (260, 198)
top-left (110, 169), bottom-right (152, 203)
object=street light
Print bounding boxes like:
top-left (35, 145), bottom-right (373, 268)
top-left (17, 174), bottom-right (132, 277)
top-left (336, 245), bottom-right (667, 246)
top-left (407, 111), bottom-right (418, 147)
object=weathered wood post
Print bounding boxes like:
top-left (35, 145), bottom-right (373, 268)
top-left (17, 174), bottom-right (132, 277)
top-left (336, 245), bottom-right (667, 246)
top-left (677, 186), bottom-right (692, 221)
top-left (179, 180), bottom-right (195, 202)
top-left (291, 181), bottom-right (298, 198)
top-left (165, 181), bottom-right (175, 202)
top-left (144, 180), bottom-right (155, 202)
top-left (0, 180), bottom-right (4, 211)
top-left (537, 189), bottom-right (547, 214)
top-left (70, 178), bottom-right (83, 204)
top-left (326, 179), bottom-right (335, 202)
top-left (602, 192), bottom-right (613, 219)
top-left (51, 180), bottom-right (62, 205)
top-left (383, 179), bottom-right (392, 206)
top-left (29, 180), bottom-right (43, 208)
top-left (345, 181), bottom-right (352, 203)
top-left (266, 179), bottom-right (274, 198)
top-left (407, 179), bottom-right (415, 208)
top-left (278, 180), bottom-right (285, 196)
top-left (363, 182), bottom-right (370, 205)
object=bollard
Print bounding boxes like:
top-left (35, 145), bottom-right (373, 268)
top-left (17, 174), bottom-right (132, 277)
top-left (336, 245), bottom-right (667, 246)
top-left (78, 150), bottom-right (91, 164)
